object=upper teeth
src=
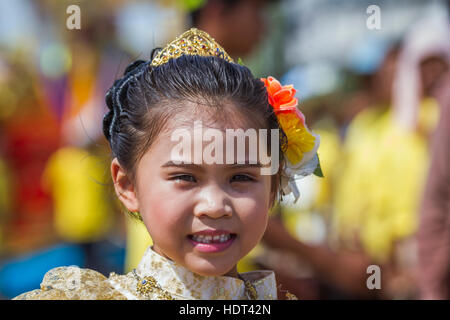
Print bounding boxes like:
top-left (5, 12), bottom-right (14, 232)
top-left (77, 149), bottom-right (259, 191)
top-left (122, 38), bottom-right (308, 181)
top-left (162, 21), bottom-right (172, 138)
top-left (192, 233), bottom-right (231, 243)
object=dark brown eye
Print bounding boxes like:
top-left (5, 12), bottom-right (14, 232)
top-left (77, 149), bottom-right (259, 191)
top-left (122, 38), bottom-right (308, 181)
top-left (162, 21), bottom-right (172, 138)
top-left (231, 174), bottom-right (254, 183)
top-left (171, 175), bottom-right (196, 183)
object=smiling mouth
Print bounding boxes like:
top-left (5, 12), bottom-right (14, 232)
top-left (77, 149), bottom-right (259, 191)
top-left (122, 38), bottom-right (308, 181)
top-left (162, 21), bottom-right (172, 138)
top-left (187, 231), bottom-right (237, 253)
top-left (188, 232), bottom-right (237, 244)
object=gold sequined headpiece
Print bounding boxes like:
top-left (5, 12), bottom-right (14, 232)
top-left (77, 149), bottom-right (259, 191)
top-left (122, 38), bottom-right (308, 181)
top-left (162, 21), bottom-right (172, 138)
top-left (150, 28), bottom-right (234, 67)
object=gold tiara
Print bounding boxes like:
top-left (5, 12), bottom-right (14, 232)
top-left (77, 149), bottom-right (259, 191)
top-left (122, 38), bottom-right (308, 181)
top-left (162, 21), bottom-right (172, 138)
top-left (150, 28), bottom-right (234, 67)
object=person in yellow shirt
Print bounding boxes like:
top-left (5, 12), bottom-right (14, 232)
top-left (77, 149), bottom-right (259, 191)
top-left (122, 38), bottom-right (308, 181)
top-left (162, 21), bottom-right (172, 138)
top-left (333, 98), bottom-right (438, 262)
top-left (43, 146), bottom-right (116, 271)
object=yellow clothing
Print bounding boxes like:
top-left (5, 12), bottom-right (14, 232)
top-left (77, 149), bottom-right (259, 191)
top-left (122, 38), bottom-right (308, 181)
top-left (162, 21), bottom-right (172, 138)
top-left (312, 126), bottom-right (342, 216)
top-left (124, 216), bottom-right (152, 273)
top-left (333, 100), bottom-right (438, 263)
top-left (43, 147), bottom-right (113, 242)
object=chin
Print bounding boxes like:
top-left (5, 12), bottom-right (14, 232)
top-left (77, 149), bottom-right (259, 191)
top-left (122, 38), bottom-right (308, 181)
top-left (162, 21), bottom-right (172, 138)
top-left (187, 258), bottom-right (237, 277)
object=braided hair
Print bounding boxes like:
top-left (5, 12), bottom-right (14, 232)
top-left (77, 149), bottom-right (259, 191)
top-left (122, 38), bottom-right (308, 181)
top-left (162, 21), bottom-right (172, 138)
top-left (102, 52), bottom-right (287, 203)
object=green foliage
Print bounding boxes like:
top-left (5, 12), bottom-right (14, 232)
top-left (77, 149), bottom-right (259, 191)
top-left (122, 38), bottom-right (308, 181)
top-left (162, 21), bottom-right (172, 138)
top-left (177, 0), bottom-right (206, 12)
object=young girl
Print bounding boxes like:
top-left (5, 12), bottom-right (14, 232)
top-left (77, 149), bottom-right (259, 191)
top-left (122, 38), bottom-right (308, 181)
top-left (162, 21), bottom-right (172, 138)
top-left (13, 28), bottom-right (320, 300)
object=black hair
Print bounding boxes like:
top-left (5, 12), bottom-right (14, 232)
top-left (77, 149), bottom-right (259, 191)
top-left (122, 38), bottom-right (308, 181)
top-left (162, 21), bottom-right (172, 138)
top-left (103, 52), bottom-right (287, 206)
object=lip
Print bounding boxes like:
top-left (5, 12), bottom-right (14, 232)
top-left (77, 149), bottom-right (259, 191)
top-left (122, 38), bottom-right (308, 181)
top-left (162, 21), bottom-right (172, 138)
top-left (188, 230), bottom-right (236, 253)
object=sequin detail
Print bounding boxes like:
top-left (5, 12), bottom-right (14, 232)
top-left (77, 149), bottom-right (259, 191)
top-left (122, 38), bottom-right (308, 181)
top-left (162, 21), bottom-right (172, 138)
top-left (150, 28), bottom-right (233, 67)
top-left (132, 269), bottom-right (174, 300)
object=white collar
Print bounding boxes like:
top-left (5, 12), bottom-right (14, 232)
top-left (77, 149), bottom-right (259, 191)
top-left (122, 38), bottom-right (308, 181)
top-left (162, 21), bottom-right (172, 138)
top-left (133, 246), bottom-right (277, 300)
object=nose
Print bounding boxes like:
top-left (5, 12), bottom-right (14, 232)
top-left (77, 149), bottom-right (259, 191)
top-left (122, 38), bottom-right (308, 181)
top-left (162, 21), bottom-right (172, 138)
top-left (193, 183), bottom-right (233, 219)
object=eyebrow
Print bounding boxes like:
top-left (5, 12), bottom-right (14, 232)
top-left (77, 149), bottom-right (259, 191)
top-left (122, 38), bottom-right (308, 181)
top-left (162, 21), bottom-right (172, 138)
top-left (161, 161), bottom-right (262, 169)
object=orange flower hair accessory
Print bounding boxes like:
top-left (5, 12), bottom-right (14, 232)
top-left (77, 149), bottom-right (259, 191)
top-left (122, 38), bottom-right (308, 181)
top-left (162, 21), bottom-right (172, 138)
top-left (261, 76), bottom-right (322, 201)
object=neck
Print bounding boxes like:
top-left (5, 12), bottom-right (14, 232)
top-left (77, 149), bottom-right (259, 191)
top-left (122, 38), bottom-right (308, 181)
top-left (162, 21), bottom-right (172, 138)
top-left (222, 265), bottom-right (239, 278)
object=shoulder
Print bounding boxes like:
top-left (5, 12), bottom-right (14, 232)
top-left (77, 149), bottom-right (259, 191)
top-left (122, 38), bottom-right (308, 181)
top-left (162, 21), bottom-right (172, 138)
top-left (13, 266), bottom-right (127, 300)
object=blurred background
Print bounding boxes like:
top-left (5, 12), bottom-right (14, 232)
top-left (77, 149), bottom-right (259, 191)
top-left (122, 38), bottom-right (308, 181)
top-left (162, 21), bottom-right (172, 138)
top-left (0, 0), bottom-right (449, 300)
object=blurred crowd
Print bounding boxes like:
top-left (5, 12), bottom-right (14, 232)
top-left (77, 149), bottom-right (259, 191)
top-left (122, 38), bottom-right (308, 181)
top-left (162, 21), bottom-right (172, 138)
top-left (0, 0), bottom-right (449, 300)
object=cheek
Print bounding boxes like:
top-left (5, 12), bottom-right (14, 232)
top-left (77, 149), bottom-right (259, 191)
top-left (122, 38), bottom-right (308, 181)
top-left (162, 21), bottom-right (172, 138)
top-left (237, 196), bottom-right (269, 242)
top-left (242, 179), bottom-right (272, 239)
top-left (138, 184), bottom-right (191, 240)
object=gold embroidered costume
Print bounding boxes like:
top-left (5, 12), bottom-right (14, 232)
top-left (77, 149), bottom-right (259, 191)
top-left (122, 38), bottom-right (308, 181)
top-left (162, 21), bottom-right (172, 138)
top-left (13, 247), bottom-right (294, 300)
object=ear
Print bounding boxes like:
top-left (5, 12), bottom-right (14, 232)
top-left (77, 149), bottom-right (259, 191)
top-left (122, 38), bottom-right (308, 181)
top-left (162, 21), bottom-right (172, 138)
top-left (111, 158), bottom-right (139, 212)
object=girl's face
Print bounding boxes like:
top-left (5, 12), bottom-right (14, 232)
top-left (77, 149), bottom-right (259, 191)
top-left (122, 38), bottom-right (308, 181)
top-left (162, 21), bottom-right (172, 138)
top-left (113, 115), bottom-right (273, 277)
